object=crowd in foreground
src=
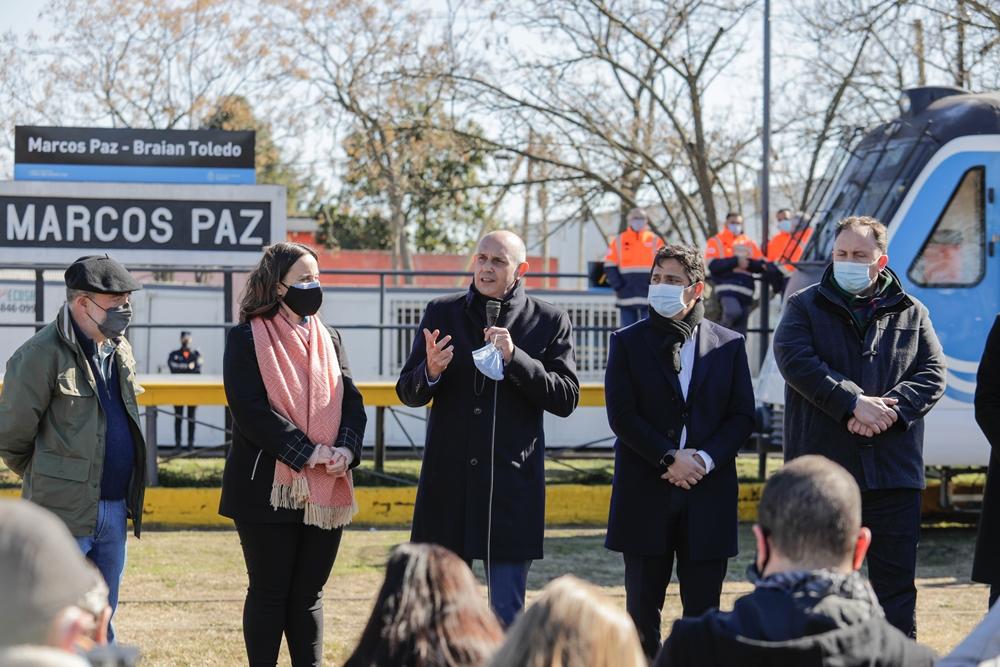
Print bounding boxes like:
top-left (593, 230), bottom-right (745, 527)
top-left (2, 456), bottom-right (999, 666)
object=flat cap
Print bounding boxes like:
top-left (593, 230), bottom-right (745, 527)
top-left (64, 254), bottom-right (142, 293)
top-left (0, 499), bottom-right (106, 646)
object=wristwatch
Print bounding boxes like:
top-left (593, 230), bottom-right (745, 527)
top-left (659, 449), bottom-right (678, 471)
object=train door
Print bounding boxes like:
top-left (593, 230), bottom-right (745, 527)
top-left (889, 138), bottom-right (1000, 465)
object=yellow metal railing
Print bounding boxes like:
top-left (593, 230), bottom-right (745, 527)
top-left (114, 376), bottom-right (605, 408)
top-left (0, 376), bottom-right (606, 481)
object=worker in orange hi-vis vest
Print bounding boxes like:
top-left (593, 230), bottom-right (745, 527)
top-left (767, 208), bottom-right (814, 271)
top-left (604, 207), bottom-right (665, 328)
top-left (704, 211), bottom-right (766, 335)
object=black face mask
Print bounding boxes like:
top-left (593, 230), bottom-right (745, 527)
top-left (281, 280), bottom-right (323, 317)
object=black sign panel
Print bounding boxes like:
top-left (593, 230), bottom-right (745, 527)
top-left (14, 126), bottom-right (255, 169)
top-left (0, 196), bottom-right (270, 252)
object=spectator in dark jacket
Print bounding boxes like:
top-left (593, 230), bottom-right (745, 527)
top-left (773, 216), bottom-right (945, 638)
top-left (655, 455), bottom-right (937, 667)
top-left (973, 315), bottom-right (1000, 609)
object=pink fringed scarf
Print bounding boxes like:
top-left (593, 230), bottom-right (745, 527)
top-left (251, 313), bottom-right (357, 529)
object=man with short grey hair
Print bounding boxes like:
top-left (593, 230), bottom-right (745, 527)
top-left (604, 207), bottom-right (665, 327)
top-left (655, 456), bottom-right (936, 666)
top-left (0, 254), bottom-right (147, 642)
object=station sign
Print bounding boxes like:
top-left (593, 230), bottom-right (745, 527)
top-left (14, 126), bottom-right (255, 185)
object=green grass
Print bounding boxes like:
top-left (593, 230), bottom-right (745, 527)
top-left (114, 524), bottom-right (989, 665)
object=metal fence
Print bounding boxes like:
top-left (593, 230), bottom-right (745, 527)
top-left (0, 263), bottom-right (779, 481)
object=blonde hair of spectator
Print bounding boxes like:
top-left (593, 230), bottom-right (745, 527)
top-left (486, 575), bottom-right (646, 667)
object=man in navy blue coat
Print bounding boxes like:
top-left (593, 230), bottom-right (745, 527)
top-left (605, 243), bottom-right (756, 659)
top-left (396, 230), bottom-right (580, 626)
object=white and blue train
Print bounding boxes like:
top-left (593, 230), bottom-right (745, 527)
top-left (763, 86), bottom-right (999, 469)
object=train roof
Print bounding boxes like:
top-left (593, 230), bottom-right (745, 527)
top-left (861, 87), bottom-right (1000, 149)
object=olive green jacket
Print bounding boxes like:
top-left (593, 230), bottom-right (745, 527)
top-left (0, 304), bottom-right (146, 537)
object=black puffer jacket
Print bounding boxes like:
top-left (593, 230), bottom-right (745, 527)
top-left (656, 571), bottom-right (937, 667)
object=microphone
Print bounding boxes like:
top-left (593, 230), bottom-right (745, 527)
top-left (486, 299), bottom-right (502, 328)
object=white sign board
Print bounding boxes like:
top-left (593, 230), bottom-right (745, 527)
top-left (0, 181), bottom-right (285, 266)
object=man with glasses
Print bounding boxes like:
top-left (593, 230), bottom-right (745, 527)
top-left (0, 254), bottom-right (147, 643)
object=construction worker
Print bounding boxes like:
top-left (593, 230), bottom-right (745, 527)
top-left (767, 208), bottom-right (813, 271)
top-left (604, 208), bottom-right (665, 327)
top-left (704, 212), bottom-right (765, 336)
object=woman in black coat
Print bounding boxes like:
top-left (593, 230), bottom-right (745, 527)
top-left (974, 315), bottom-right (1000, 609)
top-left (219, 242), bottom-right (366, 666)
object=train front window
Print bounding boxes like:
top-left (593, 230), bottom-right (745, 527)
top-left (806, 136), bottom-right (933, 260)
top-left (908, 166), bottom-right (986, 287)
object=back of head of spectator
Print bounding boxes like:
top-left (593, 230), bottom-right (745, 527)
top-left (654, 456), bottom-right (937, 667)
top-left (487, 575), bottom-right (646, 667)
top-left (344, 543), bottom-right (503, 667)
top-left (0, 499), bottom-right (111, 656)
top-left (754, 454), bottom-right (870, 576)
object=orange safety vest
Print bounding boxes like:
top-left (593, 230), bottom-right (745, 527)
top-left (766, 227), bottom-right (813, 269)
top-left (704, 227), bottom-right (763, 263)
top-left (604, 228), bottom-right (664, 274)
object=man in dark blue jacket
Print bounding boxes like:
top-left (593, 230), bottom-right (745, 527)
top-left (656, 455), bottom-right (936, 667)
top-left (605, 243), bottom-right (755, 658)
top-left (774, 216), bottom-right (946, 638)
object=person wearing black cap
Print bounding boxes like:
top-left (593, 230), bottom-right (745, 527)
top-left (0, 254), bottom-right (146, 644)
top-left (167, 330), bottom-right (203, 450)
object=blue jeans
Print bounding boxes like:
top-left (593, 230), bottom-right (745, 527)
top-left (76, 499), bottom-right (128, 643)
top-left (482, 560), bottom-right (531, 627)
top-left (619, 305), bottom-right (648, 328)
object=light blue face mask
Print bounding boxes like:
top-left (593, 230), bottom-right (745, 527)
top-left (833, 260), bottom-right (877, 294)
top-left (472, 342), bottom-right (505, 381)
top-left (648, 283), bottom-right (687, 318)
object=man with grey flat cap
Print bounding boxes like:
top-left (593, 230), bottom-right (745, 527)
top-left (0, 254), bottom-right (146, 643)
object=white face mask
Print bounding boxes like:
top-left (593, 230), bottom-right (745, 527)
top-left (648, 283), bottom-right (688, 318)
top-left (777, 218), bottom-right (794, 234)
top-left (833, 260), bottom-right (877, 294)
top-left (628, 218), bottom-right (646, 232)
top-left (726, 222), bottom-right (743, 236)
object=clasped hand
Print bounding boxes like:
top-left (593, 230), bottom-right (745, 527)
top-left (307, 445), bottom-right (354, 476)
top-left (661, 450), bottom-right (707, 491)
top-left (848, 395), bottom-right (899, 438)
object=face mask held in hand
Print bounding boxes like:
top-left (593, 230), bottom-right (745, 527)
top-left (472, 342), bottom-right (505, 381)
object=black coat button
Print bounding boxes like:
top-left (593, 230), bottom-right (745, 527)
top-left (470, 458), bottom-right (479, 466)
top-left (473, 407), bottom-right (482, 415)
top-left (667, 429), bottom-right (676, 439)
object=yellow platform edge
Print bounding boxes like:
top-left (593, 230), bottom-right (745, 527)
top-left (0, 481), bottom-right (964, 529)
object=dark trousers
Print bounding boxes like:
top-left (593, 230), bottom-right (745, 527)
top-left (990, 585), bottom-right (999, 609)
top-left (235, 521), bottom-right (343, 667)
top-left (719, 295), bottom-right (750, 336)
top-left (862, 489), bottom-right (921, 638)
top-left (173, 405), bottom-right (196, 448)
top-left (623, 489), bottom-right (728, 658)
top-left (619, 305), bottom-right (648, 328)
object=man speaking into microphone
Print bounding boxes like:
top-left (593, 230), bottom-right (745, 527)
top-left (396, 230), bottom-right (580, 625)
